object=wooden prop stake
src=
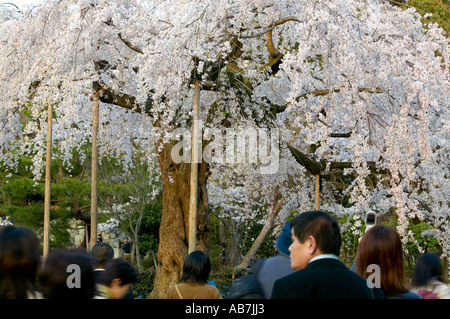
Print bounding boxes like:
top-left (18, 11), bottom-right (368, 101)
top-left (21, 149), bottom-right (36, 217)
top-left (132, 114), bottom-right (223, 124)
top-left (43, 104), bottom-right (53, 258)
top-left (188, 81), bottom-right (200, 253)
top-left (90, 92), bottom-right (100, 250)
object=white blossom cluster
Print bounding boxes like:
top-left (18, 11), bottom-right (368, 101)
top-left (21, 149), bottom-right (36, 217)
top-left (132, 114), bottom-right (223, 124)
top-left (0, 0), bottom-right (448, 258)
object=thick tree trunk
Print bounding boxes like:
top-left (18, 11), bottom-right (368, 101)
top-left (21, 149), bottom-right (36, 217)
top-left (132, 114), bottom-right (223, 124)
top-left (149, 140), bottom-right (209, 299)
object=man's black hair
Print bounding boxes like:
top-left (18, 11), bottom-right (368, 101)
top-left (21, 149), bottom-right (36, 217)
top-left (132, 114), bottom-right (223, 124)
top-left (290, 210), bottom-right (341, 256)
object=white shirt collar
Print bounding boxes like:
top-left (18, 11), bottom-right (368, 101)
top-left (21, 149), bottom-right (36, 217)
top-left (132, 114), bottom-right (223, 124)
top-left (309, 254), bottom-right (339, 264)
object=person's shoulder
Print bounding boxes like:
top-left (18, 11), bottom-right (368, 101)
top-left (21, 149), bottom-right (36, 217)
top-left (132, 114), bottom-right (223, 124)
top-left (389, 291), bottom-right (423, 299)
top-left (271, 272), bottom-right (297, 298)
top-left (436, 283), bottom-right (450, 299)
top-left (311, 258), bottom-right (361, 277)
top-left (164, 284), bottom-right (179, 299)
top-left (278, 268), bottom-right (303, 280)
top-left (272, 268), bottom-right (311, 290)
top-left (206, 284), bottom-right (223, 299)
top-left (405, 291), bottom-right (423, 299)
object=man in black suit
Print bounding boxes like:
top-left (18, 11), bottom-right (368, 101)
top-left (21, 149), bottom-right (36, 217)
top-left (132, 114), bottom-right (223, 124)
top-left (271, 211), bottom-right (384, 299)
top-left (91, 242), bottom-right (115, 298)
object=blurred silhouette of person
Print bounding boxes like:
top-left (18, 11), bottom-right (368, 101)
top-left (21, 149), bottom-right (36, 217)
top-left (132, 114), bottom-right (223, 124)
top-left (0, 226), bottom-right (42, 299)
top-left (38, 248), bottom-right (96, 299)
top-left (165, 250), bottom-right (222, 299)
top-left (90, 242), bottom-right (115, 298)
top-left (355, 225), bottom-right (421, 299)
top-left (271, 211), bottom-right (384, 299)
top-left (122, 237), bottom-right (131, 262)
top-left (103, 258), bottom-right (137, 299)
top-left (257, 220), bottom-right (296, 298)
top-left (411, 252), bottom-right (450, 299)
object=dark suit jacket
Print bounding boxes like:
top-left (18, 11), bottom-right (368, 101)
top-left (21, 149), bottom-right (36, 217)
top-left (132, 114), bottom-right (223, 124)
top-left (271, 258), bottom-right (384, 299)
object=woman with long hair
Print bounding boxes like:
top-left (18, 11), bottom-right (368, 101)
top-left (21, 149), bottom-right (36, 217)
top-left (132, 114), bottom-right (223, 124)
top-left (0, 226), bottom-right (42, 299)
top-left (355, 225), bottom-right (421, 299)
top-left (165, 250), bottom-right (222, 299)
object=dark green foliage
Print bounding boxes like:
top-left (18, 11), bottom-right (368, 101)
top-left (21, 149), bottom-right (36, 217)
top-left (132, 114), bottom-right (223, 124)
top-left (138, 197), bottom-right (163, 254)
top-left (0, 155), bottom-right (91, 250)
top-left (132, 266), bottom-right (156, 299)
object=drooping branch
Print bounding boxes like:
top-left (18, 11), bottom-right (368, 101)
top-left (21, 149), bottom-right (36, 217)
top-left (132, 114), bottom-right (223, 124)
top-left (118, 32), bottom-right (144, 55)
top-left (102, 17), bottom-right (144, 55)
top-left (295, 86), bottom-right (383, 100)
top-left (1, 2), bottom-right (20, 10)
top-left (236, 16), bottom-right (301, 39)
top-left (273, 86), bottom-right (384, 114)
top-left (287, 143), bottom-right (389, 176)
top-left (266, 29), bottom-right (280, 59)
top-left (92, 80), bottom-right (153, 114)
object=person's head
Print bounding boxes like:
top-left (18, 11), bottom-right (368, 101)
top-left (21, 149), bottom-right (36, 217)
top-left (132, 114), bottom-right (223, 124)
top-left (412, 253), bottom-right (444, 287)
top-left (355, 225), bottom-right (409, 297)
top-left (181, 250), bottom-right (211, 285)
top-left (38, 249), bottom-right (96, 299)
top-left (289, 211), bottom-right (341, 271)
top-left (276, 221), bottom-right (292, 256)
top-left (103, 258), bottom-right (137, 299)
top-left (91, 242), bottom-right (114, 269)
top-left (0, 226), bottom-right (41, 299)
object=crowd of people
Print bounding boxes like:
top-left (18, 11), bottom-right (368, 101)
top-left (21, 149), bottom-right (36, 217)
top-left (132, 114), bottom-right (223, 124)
top-left (1, 210), bottom-right (449, 300)
top-left (164, 210), bottom-right (449, 300)
top-left (0, 225), bottom-right (136, 299)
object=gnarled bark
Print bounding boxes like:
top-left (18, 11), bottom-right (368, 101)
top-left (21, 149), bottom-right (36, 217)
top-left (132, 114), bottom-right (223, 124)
top-left (148, 140), bottom-right (209, 299)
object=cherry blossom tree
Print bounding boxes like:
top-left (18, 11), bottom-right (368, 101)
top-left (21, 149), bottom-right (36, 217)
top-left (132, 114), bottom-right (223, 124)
top-left (1, 0), bottom-right (448, 297)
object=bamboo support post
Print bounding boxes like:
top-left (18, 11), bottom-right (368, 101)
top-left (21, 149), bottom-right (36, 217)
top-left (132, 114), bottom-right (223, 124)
top-left (315, 174), bottom-right (320, 210)
top-left (43, 104), bottom-right (53, 258)
top-left (188, 80), bottom-right (200, 254)
top-left (90, 92), bottom-right (100, 250)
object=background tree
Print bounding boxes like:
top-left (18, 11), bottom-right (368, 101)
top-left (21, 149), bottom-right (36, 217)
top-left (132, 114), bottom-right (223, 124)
top-left (98, 151), bottom-right (161, 270)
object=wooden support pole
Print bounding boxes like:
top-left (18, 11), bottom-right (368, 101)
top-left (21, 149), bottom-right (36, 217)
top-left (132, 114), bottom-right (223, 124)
top-left (90, 92), bottom-right (100, 251)
top-left (43, 104), bottom-right (53, 258)
top-left (315, 174), bottom-right (320, 210)
top-left (188, 81), bottom-right (200, 254)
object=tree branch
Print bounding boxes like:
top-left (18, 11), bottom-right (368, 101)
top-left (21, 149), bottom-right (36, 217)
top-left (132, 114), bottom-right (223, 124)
top-left (287, 143), bottom-right (389, 175)
top-left (91, 80), bottom-right (153, 114)
top-left (238, 187), bottom-right (283, 270)
top-left (237, 16), bottom-right (301, 39)
top-left (295, 86), bottom-right (383, 101)
top-left (273, 86), bottom-right (384, 113)
top-left (287, 144), bottom-right (325, 175)
top-left (266, 29), bottom-right (280, 58)
top-left (118, 33), bottom-right (144, 54)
